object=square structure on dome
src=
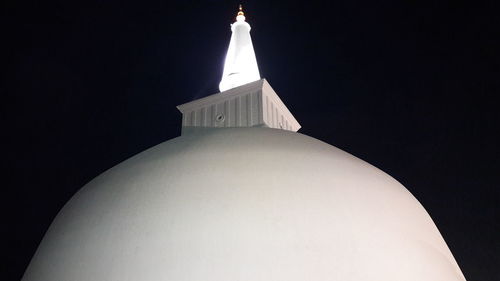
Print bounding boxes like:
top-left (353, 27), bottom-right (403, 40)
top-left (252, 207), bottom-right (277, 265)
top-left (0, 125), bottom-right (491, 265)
top-left (177, 79), bottom-right (301, 135)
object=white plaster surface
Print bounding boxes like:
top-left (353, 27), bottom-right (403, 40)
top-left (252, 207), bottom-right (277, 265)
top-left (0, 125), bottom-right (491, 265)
top-left (23, 128), bottom-right (466, 281)
top-left (178, 79), bottom-right (301, 134)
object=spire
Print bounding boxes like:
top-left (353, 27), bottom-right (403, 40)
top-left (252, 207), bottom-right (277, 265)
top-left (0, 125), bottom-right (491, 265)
top-left (219, 5), bottom-right (261, 92)
top-left (236, 4), bottom-right (245, 21)
top-left (177, 6), bottom-right (300, 134)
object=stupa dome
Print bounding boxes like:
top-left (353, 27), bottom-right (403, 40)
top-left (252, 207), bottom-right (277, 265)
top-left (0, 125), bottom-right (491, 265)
top-left (22, 128), bottom-right (465, 281)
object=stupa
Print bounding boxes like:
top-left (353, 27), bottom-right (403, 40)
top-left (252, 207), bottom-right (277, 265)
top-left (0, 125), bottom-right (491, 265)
top-left (22, 7), bottom-right (466, 281)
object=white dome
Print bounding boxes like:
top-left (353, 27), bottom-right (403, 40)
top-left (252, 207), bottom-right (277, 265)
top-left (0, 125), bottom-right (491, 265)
top-left (23, 128), bottom-right (465, 281)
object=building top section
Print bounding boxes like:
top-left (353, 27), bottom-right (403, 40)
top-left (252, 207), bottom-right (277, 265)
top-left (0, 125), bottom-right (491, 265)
top-left (219, 6), bottom-right (260, 92)
top-left (177, 79), bottom-right (301, 135)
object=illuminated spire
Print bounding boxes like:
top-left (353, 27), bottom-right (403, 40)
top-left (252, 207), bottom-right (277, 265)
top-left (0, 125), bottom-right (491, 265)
top-left (219, 5), bottom-right (260, 92)
top-left (236, 4), bottom-right (245, 21)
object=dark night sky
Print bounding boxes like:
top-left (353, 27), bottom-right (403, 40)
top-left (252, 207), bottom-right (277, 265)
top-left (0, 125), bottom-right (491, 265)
top-left (2, 0), bottom-right (499, 280)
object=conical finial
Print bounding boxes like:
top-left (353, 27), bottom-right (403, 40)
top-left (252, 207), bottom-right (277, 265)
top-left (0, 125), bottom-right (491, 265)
top-left (220, 3), bottom-right (260, 92)
top-left (236, 4), bottom-right (245, 21)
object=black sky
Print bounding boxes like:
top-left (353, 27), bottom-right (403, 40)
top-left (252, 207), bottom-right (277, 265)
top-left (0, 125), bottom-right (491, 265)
top-left (2, 0), bottom-right (499, 280)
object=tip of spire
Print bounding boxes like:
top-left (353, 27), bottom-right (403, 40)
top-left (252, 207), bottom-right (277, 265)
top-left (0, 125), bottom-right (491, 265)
top-left (236, 4), bottom-right (245, 21)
